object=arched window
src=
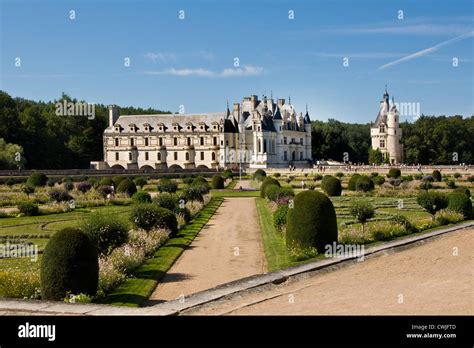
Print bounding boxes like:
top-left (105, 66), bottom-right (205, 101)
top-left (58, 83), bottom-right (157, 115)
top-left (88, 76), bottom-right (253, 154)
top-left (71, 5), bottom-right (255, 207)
top-left (263, 139), bottom-right (267, 153)
top-left (212, 152), bottom-right (216, 161)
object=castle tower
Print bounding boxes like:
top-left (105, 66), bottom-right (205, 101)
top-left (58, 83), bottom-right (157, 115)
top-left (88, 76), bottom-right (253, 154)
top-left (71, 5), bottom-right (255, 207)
top-left (370, 88), bottom-right (403, 164)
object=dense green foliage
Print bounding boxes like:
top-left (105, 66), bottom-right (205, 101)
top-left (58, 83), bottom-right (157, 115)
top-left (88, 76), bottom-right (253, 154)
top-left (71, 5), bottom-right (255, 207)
top-left (0, 91), bottom-right (171, 169)
top-left (154, 192), bottom-right (178, 211)
top-left (387, 168), bottom-right (401, 178)
top-left (416, 192), bottom-right (449, 216)
top-left (432, 170), bottom-right (442, 182)
top-left (211, 175), bottom-right (225, 189)
top-left (157, 178), bottom-right (178, 193)
top-left (355, 176), bottom-right (375, 192)
top-left (286, 191), bottom-right (338, 252)
top-left (347, 174), bottom-right (361, 190)
top-left (321, 176), bottom-right (342, 196)
top-left (131, 191), bottom-right (152, 204)
top-left (116, 179), bottom-right (137, 197)
top-left (447, 192), bottom-right (472, 219)
top-left (350, 201), bottom-right (375, 228)
top-left (130, 204), bottom-right (178, 235)
top-left (260, 177), bottom-right (281, 198)
top-left (17, 201), bottom-right (39, 216)
top-left (26, 172), bottom-right (48, 187)
top-left (80, 213), bottom-right (129, 255)
top-left (41, 228), bottom-right (98, 300)
top-left (273, 204), bottom-right (289, 231)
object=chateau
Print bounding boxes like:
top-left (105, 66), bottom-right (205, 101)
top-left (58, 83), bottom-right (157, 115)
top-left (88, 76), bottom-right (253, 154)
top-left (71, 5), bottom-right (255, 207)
top-left (370, 89), bottom-right (403, 164)
top-left (91, 95), bottom-right (312, 170)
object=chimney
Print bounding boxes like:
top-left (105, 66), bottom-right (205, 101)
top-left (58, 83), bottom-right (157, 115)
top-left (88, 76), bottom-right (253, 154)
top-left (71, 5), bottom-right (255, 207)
top-left (277, 98), bottom-right (285, 107)
top-left (108, 105), bottom-right (119, 127)
top-left (250, 95), bottom-right (258, 111)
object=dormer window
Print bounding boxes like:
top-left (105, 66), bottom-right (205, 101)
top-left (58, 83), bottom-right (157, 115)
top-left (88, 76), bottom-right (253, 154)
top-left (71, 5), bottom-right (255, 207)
top-left (172, 123), bottom-right (180, 132)
top-left (143, 123), bottom-right (151, 132)
top-left (115, 125), bottom-right (121, 133)
top-left (157, 123), bottom-right (165, 132)
top-left (129, 124), bottom-right (137, 133)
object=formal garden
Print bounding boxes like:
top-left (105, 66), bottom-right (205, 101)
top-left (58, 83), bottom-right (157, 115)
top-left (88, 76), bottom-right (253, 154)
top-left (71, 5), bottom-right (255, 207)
top-left (0, 170), bottom-right (234, 305)
top-left (253, 168), bottom-right (474, 271)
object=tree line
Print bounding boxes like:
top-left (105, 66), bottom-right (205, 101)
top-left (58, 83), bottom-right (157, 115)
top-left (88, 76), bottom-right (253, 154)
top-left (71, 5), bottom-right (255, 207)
top-left (0, 90), bottom-right (472, 169)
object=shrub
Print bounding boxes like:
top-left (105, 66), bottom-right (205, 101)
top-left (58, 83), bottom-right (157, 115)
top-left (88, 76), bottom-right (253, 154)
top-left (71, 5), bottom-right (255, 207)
top-left (63, 181), bottom-right (74, 191)
top-left (99, 177), bottom-right (114, 186)
top-left (5, 177), bottom-right (15, 186)
top-left (41, 228), bottom-right (98, 300)
top-left (350, 201), bottom-right (374, 232)
top-left (417, 191), bottom-right (449, 217)
top-left (389, 178), bottom-right (402, 188)
top-left (183, 187), bottom-right (203, 202)
top-left (372, 176), bottom-right (385, 185)
top-left (273, 173), bottom-right (281, 178)
top-left (48, 189), bottom-right (72, 203)
top-left (447, 192), bottom-right (472, 219)
top-left (192, 176), bottom-right (209, 187)
top-left (174, 207), bottom-right (192, 223)
top-left (422, 175), bottom-right (434, 182)
top-left (211, 175), bottom-right (225, 189)
top-left (22, 185), bottom-right (35, 198)
top-left (80, 213), bottom-right (129, 255)
top-left (253, 169), bottom-right (267, 181)
top-left (392, 214), bottom-right (418, 233)
top-left (97, 185), bottom-right (113, 199)
top-left (87, 177), bottom-right (99, 188)
top-left (76, 182), bottom-right (92, 193)
top-left (134, 177), bottom-right (148, 189)
top-left (468, 175), bottom-right (474, 183)
top-left (335, 172), bottom-right (344, 178)
top-left (265, 184), bottom-right (281, 202)
top-left (320, 175), bottom-right (332, 187)
top-left (286, 190), bottom-right (338, 252)
top-left (414, 174), bottom-right (423, 180)
top-left (387, 168), bottom-right (401, 178)
top-left (401, 175), bottom-right (413, 182)
top-left (419, 181), bottom-right (433, 190)
top-left (17, 202), bottom-right (39, 216)
top-left (130, 204), bottom-right (178, 235)
top-left (348, 174), bottom-right (361, 190)
top-left (313, 174), bottom-right (323, 182)
top-left (222, 169), bottom-right (234, 179)
top-left (132, 191), bottom-right (152, 203)
top-left (260, 177), bottom-right (281, 198)
top-left (370, 172), bottom-right (379, 178)
top-left (453, 187), bottom-right (471, 197)
top-left (435, 209), bottom-right (465, 225)
top-left (321, 176), bottom-right (342, 196)
top-left (288, 246), bottom-right (318, 261)
top-left (182, 177), bottom-right (194, 185)
top-left (116, 179), bottom-right (137, 197)
top-left (26, 172), bottom-right (48, 187)
top-left (0, 267), bottom-right (40, 299)
top-left (113, 176), bottom-right (127, 187)
top-left (46, 178), bottom-right (56, 187)
top-left (446, 180), bottom-right (456, 189)
top-left (453, 173), bottom-right (461, 179)
top-left (355, 176), bottom-right (375, 192)
top-left (154, 192), bottom-right (178, 211)
top-left (62, 176), bottom-right (73, 184)
top-left (432, 170), bottom-right (442, 182)
top-left (273, 204), bottom-right (289, 231)
top-left (157, 178), bottom-right (178, 193)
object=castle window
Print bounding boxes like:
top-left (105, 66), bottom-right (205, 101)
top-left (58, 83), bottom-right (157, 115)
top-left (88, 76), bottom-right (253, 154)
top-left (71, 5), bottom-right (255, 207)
top-left (145, 137), bottom-right (149, 146)
top-left (174, 138), bottom-right (178, 146)
top-left (200, 137), bottom-right (204, 146)
top-left (187, 137), bottom-right (191, 146)
top-left (226, 140), bottom-right (229, 146)
top-left (284, 137), bottom-right (287, 145)
top-left (221, 140), bottom-right (224, 146)
top-left (263, 139), bottom-right (267, 153)
top-left (159, 137), bottom-right (163, 146)
top-left (200, 152), bottom-right (204, 160)
top-left (145, 152), bottom-right (149, 160)
top-left (115, 152), bottom-right (119, 161)
top-left (174, 152), bottom-right (178, 161)
top-left (258, 139), bottom-right (262, 153)
top-left (130, 138), bottom-right (134, 147)
top-left (129, 152), bottom-right (132, 161)
top-left (213, 137), bottom-right (217, 146)
top-left (212, 152), bottom-right (216, 161)
top-left (380, 139), bottom-right (385, 148)
top-left (380, 125), bottom-right (385, 133)
top-left (186, 152), bottom-right (190, 161)
top-left (157, 152), bottom-right (161, 161)
top-left (115, 138), bottom-right (119, 146)
top-left (284, 151), bottom-right (287, 161)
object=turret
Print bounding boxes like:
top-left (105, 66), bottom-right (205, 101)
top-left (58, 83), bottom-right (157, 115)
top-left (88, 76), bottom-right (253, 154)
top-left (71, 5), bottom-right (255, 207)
top-left (108, 105), bottom-right (119, 127)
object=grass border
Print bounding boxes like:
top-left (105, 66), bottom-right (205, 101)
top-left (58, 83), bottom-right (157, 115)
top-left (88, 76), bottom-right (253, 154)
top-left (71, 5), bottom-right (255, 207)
top-left (98, 197), bottom-right (224, 307)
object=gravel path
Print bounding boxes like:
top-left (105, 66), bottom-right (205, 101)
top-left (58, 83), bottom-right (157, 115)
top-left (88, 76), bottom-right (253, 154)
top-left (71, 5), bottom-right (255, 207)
top-left (185, 229), bottom-right (473, 315)
top-left (148, 197), bottom-right (265, 303)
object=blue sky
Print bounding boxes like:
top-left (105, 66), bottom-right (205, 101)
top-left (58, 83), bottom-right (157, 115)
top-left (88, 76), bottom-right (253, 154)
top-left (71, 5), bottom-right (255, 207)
top-left (1, 0), bottom-right (473, 123)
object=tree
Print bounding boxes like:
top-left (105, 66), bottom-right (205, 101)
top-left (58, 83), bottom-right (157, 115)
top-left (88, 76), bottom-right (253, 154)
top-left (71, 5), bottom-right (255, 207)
top-left (350, 201), bottom-right (375, 233)
top-left (368, 148), bottom-right (383, 165)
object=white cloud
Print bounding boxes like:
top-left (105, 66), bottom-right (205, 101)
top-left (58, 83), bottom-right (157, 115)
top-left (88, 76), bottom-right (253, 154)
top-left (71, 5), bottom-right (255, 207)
top-left (378, 31), bottom-right (474, 70)
top-left (141, 65), bottom-right (264, 78)
top-left (144, 52), bottom-right (176, 63)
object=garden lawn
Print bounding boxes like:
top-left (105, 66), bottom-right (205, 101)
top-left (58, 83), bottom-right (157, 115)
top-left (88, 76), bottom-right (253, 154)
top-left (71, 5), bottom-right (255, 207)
top-left (98, 197), bottom-right (224, 307)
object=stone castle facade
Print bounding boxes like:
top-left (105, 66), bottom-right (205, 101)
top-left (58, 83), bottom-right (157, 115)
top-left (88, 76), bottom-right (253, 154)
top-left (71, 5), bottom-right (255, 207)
top-left (370, 89), bottom-right (403, 164)
top-left (91, 95), bottom-right (312, 170)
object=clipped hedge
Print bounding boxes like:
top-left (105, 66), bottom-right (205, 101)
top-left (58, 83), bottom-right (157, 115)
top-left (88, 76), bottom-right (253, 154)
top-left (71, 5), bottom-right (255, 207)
top-left (321, 176), bottom-right (342, 196)
top-left (355, 176), bottom-right (375, 192)
top-left (447, 192), bottom-right (472, 219)
top-left (26, 172), bottom-right (48, 187)
top-left (348, 174), bottom-right (361, 190)
top-left (432, 170), bottom-right (442, 182)
top-left (130, 204), bottom-right (178, 235)
top-left (116, 179), bottom-right (137, 197)
top-left (211, 175), bottom-right (225, 189)
top-left (286, 190), bottom-right (338, 252)
top-left (41, 228), bottom-right (98, 300)
top-left (387, 168), bottom-right (401, 178)
top-left (260, 177), bottom-right (281, 198)
top-left (132, 191), bottom-right (152, 203)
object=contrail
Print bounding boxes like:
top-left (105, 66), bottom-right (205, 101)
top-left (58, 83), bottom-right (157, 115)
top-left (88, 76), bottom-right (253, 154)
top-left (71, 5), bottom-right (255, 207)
top-left (378, 31), bottom-right (473, 70)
